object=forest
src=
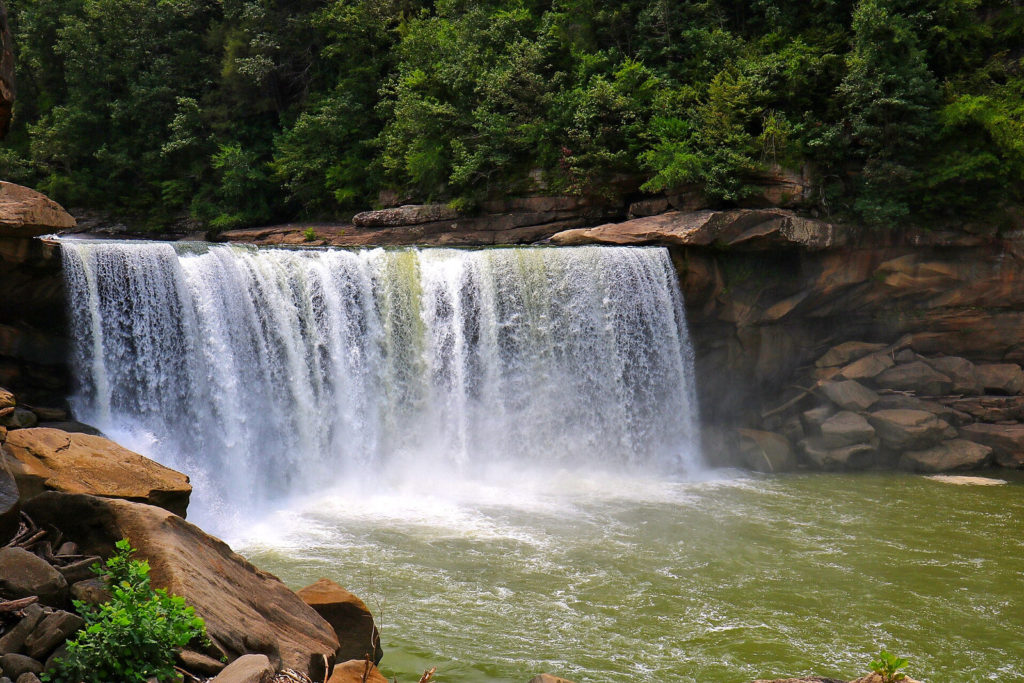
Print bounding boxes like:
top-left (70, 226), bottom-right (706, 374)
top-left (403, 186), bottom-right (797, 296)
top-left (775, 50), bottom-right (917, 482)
top-left (1, 0), bottom-right (1022, 230)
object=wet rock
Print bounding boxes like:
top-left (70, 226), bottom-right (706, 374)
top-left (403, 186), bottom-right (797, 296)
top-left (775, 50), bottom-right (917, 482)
top-left (529, 676), bottom-right (577, 683)
top-left (975, 363), bottom-right (1024, 395)
top-left (958, 423), bottom-right (1024, 467)
top-left (296, 578), bottom-right (383, 665)
top-left (874, 362), bottom-right (953, 396)
top-left (23, 611), bottom-right (84, 660)
top-left (0, 408), bottom-right (36, 430)
top-left (0, 183), bottom-right (76, 238)
top-left (817, 342), bottom-right (888, 369)
top-left (24, 493), bottom-right (339, 677)
top-left (943, 396), bottom-right (1024, 423)
top-left (737, 429), bottom-right (796, 472)
top-left (209, 654), bottom-right (274, 683)
top-left (799, 437), bottom-right (876, 469)
top-left (56, 556), bottom-right (102, 585)
top-left (867, 409), bottom-right (952, 451)
top-left (820, 411), bottom-right (875, 449)
top-left (2, 428), bottom-right (191, 516)
top-left (900, 439), bottom-right (992, 472)
top-left (0, 548), bottom-right (67, 606)
top-left (328, 659), bottom-right (389, 683)
top-left (820, 380), bottom-right (879, 412)
top-left (0, 654), bottom-right (42, 681)
top-left (0, 604), bottom-right (44, 654)
top-left (34, 421), bottom-right (101, 436)
top-left (927, 356), bottom-right (980, 395)
top-left (871, 395), bottom-right (959, 424)
top-left (837, 352), bottom-right (893, 381)
top-left (800, 405), bottom-right (835, 437)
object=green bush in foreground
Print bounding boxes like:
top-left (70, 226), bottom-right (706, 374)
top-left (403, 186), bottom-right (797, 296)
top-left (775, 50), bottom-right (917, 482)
top-left (45, 539), bottom-right (209, 683)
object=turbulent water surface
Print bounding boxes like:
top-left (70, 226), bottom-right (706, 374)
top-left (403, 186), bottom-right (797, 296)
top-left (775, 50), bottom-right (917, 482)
top-left (60, 240), bottom-right (1023, 682)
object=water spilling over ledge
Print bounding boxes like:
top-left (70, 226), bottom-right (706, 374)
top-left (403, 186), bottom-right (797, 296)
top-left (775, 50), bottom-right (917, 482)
top-left (61, 241), bottom-right (701, 527)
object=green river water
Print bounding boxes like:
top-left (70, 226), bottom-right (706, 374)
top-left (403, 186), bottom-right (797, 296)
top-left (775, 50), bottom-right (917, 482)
top-left (236, 470), bottom-right (1024, 683)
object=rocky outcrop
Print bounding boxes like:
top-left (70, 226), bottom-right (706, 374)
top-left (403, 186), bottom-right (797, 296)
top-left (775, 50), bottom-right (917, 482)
top-left (23, 492), bottom-right (339, 679)
top-left (297, 578), bottom-right (382, 665)
top-left (0, 184), bottom-right (75, 238)
top-left (2, 428), bottom-right (191, 516)
top-left (528, 675), bottom-right (577, 683)
top-left (209, 654), bottom-right (275, 683)
top-left (328, 658), bottom-right (389, 683)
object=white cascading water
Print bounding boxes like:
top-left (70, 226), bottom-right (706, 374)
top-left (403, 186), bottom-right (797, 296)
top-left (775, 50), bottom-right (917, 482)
top-left (61, 241), bottom-right (701, 528)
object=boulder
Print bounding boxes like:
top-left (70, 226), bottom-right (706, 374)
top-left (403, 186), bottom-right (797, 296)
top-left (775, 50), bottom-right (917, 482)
top-left (209, 654), bottom-right (274, 683)
top-left (867, 410), bottom-right (953, 451)
top-left (353, 204), bottom-right (458, 228)
top-left (799, 437), bottom-right (876, 469)
top-left (0, 408), bottom-right (36, 430)
top-left (819, 380), bottom-right (879, 412)
top-left (874, 362), bottom-right (953, 396)
top-left (328, 659), bottom-right (389, 683)
top-left (958, 423), bottom-right (1024, 467)
top-left (820, 411), bottom-right (875, 449)
top-left (816, 342), bottom-right (888, 368)
top-left (900, 439), bottom-right (992, 472)
top-left (16, 672), bottom-right (41, 683)
top-left (529, 676), bottom-right (577, 683)
top-left (0, 463), bottom-right (18, 545)
top-left (296, 579), bottom-right (383, 665)
top-left (0, 183), bottom-right (76, 238)
top-left (0, 604), bottom-right (44, 655)
top-left (837, 352), bottom-right (893, 381)
top-left (736, 429), bottom-right (796, 472)
top-left (943, 396), bottom-right (1024, 423)
top-left (0, 548), bottom-right (67, 606)
top-left (0, 654), bottom-right (41, 680)
top-left (800, 405), bottom-right (834, 436)
top-left (68, 578), bottom-right (109, 606)
top-left (23, 610), bottom-right (83, 660)
top-left (24, 493), bottom-right (339, 677)
top-left (975, 363), bottom-right (1024, 395)
top-left (871, 395), bottom-right (959, 424)
top-left (0, 388), bottom-right (12, 410)
top-left (2, 428), bottom-right (191, 516)
top-left (927, 356), bottom-right (980, 395)
top-left (177, 649), bottom-right (227, 676)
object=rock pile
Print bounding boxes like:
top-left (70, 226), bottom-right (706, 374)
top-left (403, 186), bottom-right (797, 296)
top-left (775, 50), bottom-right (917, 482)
top-left (746, 340), bottom-right (1024, 471)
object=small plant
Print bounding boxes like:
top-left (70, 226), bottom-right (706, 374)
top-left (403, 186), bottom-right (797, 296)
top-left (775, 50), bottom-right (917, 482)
top-left (45, 539), bottom-right (209, 683)
top-left (871, 649), bottom-right (909, 682)
top-left (303, 227), bottom-right (317, 242)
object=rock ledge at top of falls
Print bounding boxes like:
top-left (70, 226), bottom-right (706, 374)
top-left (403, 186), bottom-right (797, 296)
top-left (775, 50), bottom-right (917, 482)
top-left (548, 208), bottom-right (847, 250)
top-left (0, 182), bottom-right (76, 237)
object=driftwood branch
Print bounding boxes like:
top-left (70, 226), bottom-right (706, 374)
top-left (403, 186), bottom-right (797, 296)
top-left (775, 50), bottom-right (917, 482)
top-left (761, 383), bottom-right (822, 420)
top-left (0, 596), bottom-right (38, 613)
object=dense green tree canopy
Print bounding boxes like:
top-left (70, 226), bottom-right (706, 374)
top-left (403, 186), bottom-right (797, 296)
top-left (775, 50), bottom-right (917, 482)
top-left (1, 0), bottom-right (1021, 229)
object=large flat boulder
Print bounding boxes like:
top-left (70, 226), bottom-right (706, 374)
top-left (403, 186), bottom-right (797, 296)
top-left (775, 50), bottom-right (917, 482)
top-left (0, 183), bottom-right (75, 237)
top-left (874, 361), bottom-right (953, 396)
top-left (816, 342), bottom-right (888, 368)
top-left (799, 437), bottom-right (876, 469)
top-left (2, 428), bottom-right (190, 516)
top-left (866, 409), bottom-right (953, 450)
top-left (900, 439), bottom-right (992, 472)
top-left (820, 411), bottom-right (875, 449)
top-left (329, 659), bottom-right (389, 683)
top-left (926, 356), bottom-right (980, 395)
top-left (820, 380), bottom-right (878, 412)
top-left (958, 423), bottom-right (1024, 467)
top-left (23, 493), bottom-right (339, 678)
top-left (975, 363), bottom-right (1024, 395)
top-left (0, 547), bottom-right (67, 607)
top-left (837, 352), bottom-right (893, 381)
top-left (353, 204), bottom-right (458, 228)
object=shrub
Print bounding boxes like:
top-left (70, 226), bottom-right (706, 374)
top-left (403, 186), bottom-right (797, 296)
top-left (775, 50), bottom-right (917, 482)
top-left (45, 539), bottom-right (209, 683)
top-left (870, 648), bottom-right (909, 682)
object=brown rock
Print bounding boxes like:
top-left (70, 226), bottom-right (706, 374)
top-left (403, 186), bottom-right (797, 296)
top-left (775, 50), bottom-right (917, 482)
top-left (900, 439), bottom-right (992, 472)
top-left (799, 437), bottom-right (876, 469)
top-left (297, 578), bottom-right (383, 665)
top-left (0, 603), bottom-right (44, 655)
top-left (0, 548), bottom-right (67, 606)
top-left (0, 654), bottom-right (41, 681)
top-left (69, 578), bottom-right (109, 606)
top-left (816, 342), bottom-right (888, 368)
top-left (0, 461), bottom-right (18, 544)
top-left (0, 183), bottom-right (75, 238)
top-left (24, 493), bottom-right (339, 677)
top-left (800, 405), bottom-right (835, 436)
top-left (943, 396), bottom-right (1024, 423)
top-left (209, 654), bottom-right (274, 683)
top-left (975, 363), bottom-right (1024, 395)
top-left (177, 649), bottom-right (227, 676)
top-left (927, 356), bottom-right (980, 395)
top-left (2, 428), bottom-right (191, 516)
top-left (875, 362), bottom-right (953, 396)
top-left (737, 429), bottom-right (796, 472)
top-left (328, 659), bottom-right (389, 683)
top-left (529, 675), bottom-right (577, 683)
top-left (820, 380), bottom-right (879, 412)
top-left (24, 610), bottom-right (84, 660)
top-left (0, 407), bottom-right (37, 429)
top-left (820, 411), bottom-right (875, 449)
top-left (627, 197), bottom-right (669, 218)
top-left (867, 409), bottom-right (952, 450)
top-left (958, 423), bottom-right (1024, 467)
top-left (837, 352), bottom-right (893, 381)
top-left (353, 204), bottom-right (459, 228)
top-left (750, 678), bottom-right (845, 683)
top-left (0, 387), bottom-right (13, 410)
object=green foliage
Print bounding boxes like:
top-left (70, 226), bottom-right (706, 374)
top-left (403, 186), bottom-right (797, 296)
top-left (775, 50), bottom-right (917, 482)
top-left (45, 539), bottom-right (208, 683)
top-left (303, 226), bottom-right (317, 242)
top-left (2, 0), bottom-right (1022, 228)
top-left (870, 649), bottom-right (909, 682)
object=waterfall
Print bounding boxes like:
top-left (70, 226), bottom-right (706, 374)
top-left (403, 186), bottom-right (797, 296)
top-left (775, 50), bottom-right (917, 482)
top-left (61, 241), bottom-right (701, 523)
